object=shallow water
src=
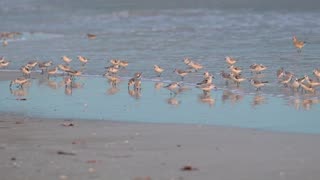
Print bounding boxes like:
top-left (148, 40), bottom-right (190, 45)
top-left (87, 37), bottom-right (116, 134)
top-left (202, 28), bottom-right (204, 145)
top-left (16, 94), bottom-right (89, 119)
top-left (1, 76), bottom-right (320, 134)
top-left (1, 1), bottom-right (320, 133)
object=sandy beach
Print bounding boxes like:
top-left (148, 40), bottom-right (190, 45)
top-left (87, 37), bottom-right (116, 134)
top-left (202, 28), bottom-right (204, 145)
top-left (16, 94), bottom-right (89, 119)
top-left (1, 114), bottom-right (320, 180)
top-left (1, 71), bottom-right (320, 179)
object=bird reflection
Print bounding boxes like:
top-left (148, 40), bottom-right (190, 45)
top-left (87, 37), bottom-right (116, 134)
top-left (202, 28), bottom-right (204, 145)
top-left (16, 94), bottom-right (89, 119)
top-left (221, 90), bottom-right (243, 105)
top-left (167, 96), bottom-right (180, 106)
top-left (128, 89), bottom-right (141, 99)
top-left (64, 87), bottom-right (72, 96)
top-left (47, 79), bottom-right (60, 89)
top-left (10, 87), bottom-right (28, 97)
top-left (107, 86), bottom-right (120, 95)
top-left (288, 95), bottom-right (319, 111)
top-left (198, 93), bottom-right (215, 107)
top-left (154, 82), bottom-right (163, 90)
top-left (251, 93), bottom-right (266, 107)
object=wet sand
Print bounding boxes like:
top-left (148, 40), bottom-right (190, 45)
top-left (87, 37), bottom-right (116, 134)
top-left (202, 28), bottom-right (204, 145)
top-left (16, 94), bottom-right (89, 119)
top-left (1, 71), bottom-right (320, 180)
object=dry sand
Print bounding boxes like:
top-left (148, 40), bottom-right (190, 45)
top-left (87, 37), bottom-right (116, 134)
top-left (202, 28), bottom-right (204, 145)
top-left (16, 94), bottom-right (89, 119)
top-left (1, 71), bottom-right (320, 180)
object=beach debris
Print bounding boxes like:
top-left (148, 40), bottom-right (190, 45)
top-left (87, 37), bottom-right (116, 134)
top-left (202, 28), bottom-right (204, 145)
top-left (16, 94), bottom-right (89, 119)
top-left (10, 157), bottom-right (16, 161)
top-left (87, 33), bottom-right (97, 39)
top-left (133, 176), bottom-right (152, 180)
top-left (180, 165), bottom-right (198, 171)
top-left (57, 150), bottom-right (76, 156)
top-left (86, 160), bottom-right (100, 164)
top-left (59, 175), bottom-right (68, 180)
top-left (88, 168), bottom-right (96, 173)
top-left (15, 121), bottom-right (24, 124)
top-left (72, 139), bottom-right (86, 145)
top-left (61, 122), bottom-right (74, 127)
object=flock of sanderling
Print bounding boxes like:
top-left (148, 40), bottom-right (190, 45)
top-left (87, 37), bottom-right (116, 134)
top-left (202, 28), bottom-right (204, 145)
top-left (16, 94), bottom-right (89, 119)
top-left (1, 34), bottom-right (320, 106)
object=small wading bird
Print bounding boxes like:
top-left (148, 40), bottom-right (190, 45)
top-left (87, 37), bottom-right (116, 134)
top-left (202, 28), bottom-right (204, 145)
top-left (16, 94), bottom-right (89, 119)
top-left (173, 69), bottom-right (190, 81)
top-left (2, 39), bottom-right (8, 47)
top-left (0, 60), bottom-right (10, 68)
top-left (225, 56), bottom-right (237, 66)
top-left (78, 56), bottom-right (88, 65)
top-left (293, 35), bottom-right (306, 52)
top-left (153, 65), bottom-right (164, 77)
top-left (164, 82), bottom-right (181, 94)
top-left (20, 66), bottom-right (31, 78)
top-left (38, 61), bottom-right (52, 74)
top-left (197, 83), bottom-right (217, 95)
top-left (249, 64), bottom-right (267, 74)
top-left (61, 56), bottom-right (72, 64)
top-left (119, 60), bottom-right (129, 68)
top-left (47, 67), bottom-right (58, 78)
top-left (249, 79), bottom-right (268, 91)
top-left (26, 61), bottom-right (38, 70)
top-left (313, 69), bottom-right (320, 79)
top-left (230, 73), bottom-right (246, 87)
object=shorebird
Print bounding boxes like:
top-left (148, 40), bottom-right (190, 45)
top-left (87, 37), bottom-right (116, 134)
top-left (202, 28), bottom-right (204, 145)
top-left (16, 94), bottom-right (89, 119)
top-left (280, 73), bottom-right (293, 87)
top-left (249, 79), bottom-right (268, 91)
top-left (10, 77), bottom-right (29, 88)
top-left (134, 72), bottom-right (142, 79)
top-left (154, 65), bottom-right (164, 77)
top-left (292, 36), bottom-right (306, 52)
top-left (110, 59), bottom-right (121, 66)
top-left (20, 66), bottom-right (31, 78)
top-left (87, 33), bottom-right (97, 39)
top-left (313, 69), bottom-right (320, 79)
top-left (249, 64), bottom-right (267, 74)
top-left (304, 75), bottom-right (320, 87)
top-left (66, 69), bottom-right (82, 78)
top-left (77, 56), bottom-right (88, 65)
top-left (47, 67), bottom-right (58, 78)
top-left (26, 61), bottom-right (38, 69)
top-left (128, 77), bottom-right (135, 89)
top-left (187, 61), bottom-right (203, 72)
top-left (173, 69), bottom-right (190, 81)
top-left (2, 39), bottom-right (8, 47)
top-left (164, 82), bottom-right (181, 94)
top-left (183, 57), bottom-right (192, 65)
top-left (183, 58), bottom-right (203, 71)
top-left (230, 73), bottom-right (246, 87)
top-left (38, 61), bottom-right (52, 74)
top-left (119, 60), bottom-right (129, 68)
top-left (61, 56), bottom-right (72, 64)
top-left (291, 77), bottom-right (305, 90)
top-left (0, 60), bottom-right (10, 68)
top-left (300, 83), bottom-right (316, 94)
top-left (105, 65), bottom-right (119, 74)
top-left (225, 56), bottom-right (237, 66)
top-left (276, 67), bottom-right (284, 79)
top-left (58, 64), bottom-right (72, 73)
top-left (229, 65), bottom-right (242, 75)
top-left (220, 70), bottom-right (232, 85)
top-left (197, 73), bottom-right (214, 85)
top-left (197, 83), bottom-right (216, 95)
